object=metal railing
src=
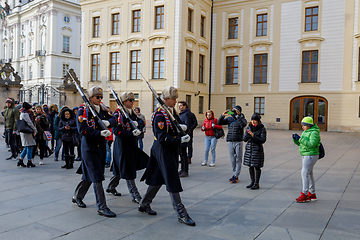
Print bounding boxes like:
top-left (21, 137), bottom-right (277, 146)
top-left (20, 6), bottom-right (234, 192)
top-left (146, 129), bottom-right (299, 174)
top-left (35, 50), bottom-right (46, 56)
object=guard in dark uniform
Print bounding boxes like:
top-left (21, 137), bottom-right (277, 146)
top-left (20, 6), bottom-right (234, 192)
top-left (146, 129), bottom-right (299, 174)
top-left (106, 92), bottom-right (148, 203)
top-left (71, 86), bottom-right (117, 218)
top-left (139, 86), bottom-right (196, 226)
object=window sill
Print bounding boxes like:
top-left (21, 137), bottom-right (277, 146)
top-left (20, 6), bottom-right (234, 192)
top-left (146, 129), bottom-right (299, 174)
top-left (298, 82), bottom-right (320, 85)
top-left (127, 79), bottom-right (142, 82)
top-left (223, 83), bottom-right (239, 86)
top-left (62, 51), bottom-right (71, 54)
top-left (198, 82), bottom-right (206, 85)
top-left (109, 79), bottom-right (121, 82)
top-left (250, 83), bottom-right (269, 85)
top-left (184, 80), bottom-right (194, 83)
top-left (150, 78), bottom-right (166, 81)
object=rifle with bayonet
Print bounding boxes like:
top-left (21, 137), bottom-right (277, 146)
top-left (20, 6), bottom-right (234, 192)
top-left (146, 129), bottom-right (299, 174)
top-left (66, 69), bottom-right (107, 130)
top-left (138, 71), bottom-right (186, 136)
top-left (103, 76), bottom-right (139, 130)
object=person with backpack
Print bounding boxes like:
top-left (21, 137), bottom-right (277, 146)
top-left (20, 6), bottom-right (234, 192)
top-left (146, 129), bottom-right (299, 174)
top-left (292, 116), bottom-right (321, 203)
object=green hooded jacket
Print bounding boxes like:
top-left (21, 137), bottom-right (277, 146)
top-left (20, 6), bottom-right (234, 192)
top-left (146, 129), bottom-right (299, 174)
top-left (4, 97), bottom-right (20, 131)
top-left (293, 124), bottom-right (320, 156)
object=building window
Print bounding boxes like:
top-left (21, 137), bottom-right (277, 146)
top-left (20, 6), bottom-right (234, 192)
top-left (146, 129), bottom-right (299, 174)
top-left (226, 97), bottom-right (236, 110)
top-left (130, 50), bottom-right (141, 80)
top-left (200, 16), bottom-right (205, 38)
top-left (358, 48), bottom-right (360, 81)
top-left (112, 13), bottom-right (120, 35)
top-left (186, 95), bottom-right (192, 111)
top-left (254, 97), bottom-right (265, 115)
top-left (186, 50), bottom-right (192, 81)
top-left (93, 17), bottom-right (100, 37)
top-left (20, 42), bottom-right (24, 57)
top-left (199, 96), bottom-right (204, 114)
top-left (302, 50), bottom-right (318, 82)
top-left (110, 52), bottom-right (120, 81)
top-left (63, 36), bottom-right (70, 53)
top-left (40, 33), bottom-right (45, 51)
top-left (20, 67), bottom-right (24, 79)
top-left (91, 54), bottom-right (100, 81)
top-left (10, 42), bottom-right (13, 59)
top-left (62, 64), bottom-right (69, 78)
top-left (3, 45), bottom-right (6, 59)
top-left (199, 54), bottom-right (204, 83)
top-left (155, 6), bottom-right (164, 29)
top-left (40, 63), bottom-right (44, 78)
top-left (256, 14), bottom-right (267, 36)
top-left (254, 54), bottom-right (267, 84)
top-left (29, 40), bottom-right (32, 55)
top-left (153, 48), bottom-right (164, 79)
top-left (228, 18), bottom-right (238, 39)
top-left (132, 10), bottom-right (141, 32)
top-left (29, 66), bottom-right (32, 79)
top-left (305, 6), bottom-right (318, 31)
top-left (188, 8), bottom-right (193, 32)
top-left (153, 93), bottom-right (162, 111)
top-left (226, 56), bottom-right (239, 84)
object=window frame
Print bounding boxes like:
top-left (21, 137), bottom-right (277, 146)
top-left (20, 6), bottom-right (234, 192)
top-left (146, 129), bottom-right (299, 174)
top-left (62, 64), bottom-right (69, 78)
top-left (301, 50), bottom-right (318, 83)
top-left (186, 50), bottom-right (192, 81)
top-left (40, 63), bottom-right (44, 78)
top-left (186, 95), bottom-right (192, 111)
top-left (226, 56), bottom-right (239, 84)
top-left (199, 54), bottom-right (204, 83)
top-left (254, 97), bottom-right (265, 115)
top-left (200, 15), bottom-right (205, 38)
top-left (62, 36), bottom-right (70, 53)
top-left (188, 8), bottom-right (193, 32)
top-left (152, 48), bottom-right (165, 79)
top-left (226, 97), bottom-right (236, 110)
top-left (29, 66), bottom-right (32, 79)
top-left (110, 52), bottom-right (120, 81)
top-left (256, 14), bottom-right (267, 37)
top-left (91, 53), bottom-right (100, 81)
top-left (112, 13), bottom-right (120, 35)
top-left (254, 53), bottom-right (268, 84)
top-left (228, 17), bottom-right (238, 39)
top-left (199, 96), bottom-right (204, 114)
top-left (130, 50), bottom-right (141, 80)
top-left (93, 17), bottom-right (100, 38)
top-left (20, 42), bottom-right (24, 57)
top-left (155, 6), bottom-right (164, 29)
top-left (132, 10), bottom-right (141, 33)
top-left (305, 6), bottom-right (318, 32)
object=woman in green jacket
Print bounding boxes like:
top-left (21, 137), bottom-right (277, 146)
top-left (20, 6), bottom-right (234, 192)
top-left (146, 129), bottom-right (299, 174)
top-left (292, 116), bottom-right (320, 203)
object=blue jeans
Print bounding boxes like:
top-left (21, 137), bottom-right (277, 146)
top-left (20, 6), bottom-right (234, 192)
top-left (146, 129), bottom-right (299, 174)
top-left (55, 139), bottom-right (63, 160)
top-left (204, 136), bottom-right (217, 163)
top-left (21, 146), bottom-right (34, 160)
top-left (106, 141), bottom-right (112, 164)
top-left (137, 137), bottom-right (144, 150)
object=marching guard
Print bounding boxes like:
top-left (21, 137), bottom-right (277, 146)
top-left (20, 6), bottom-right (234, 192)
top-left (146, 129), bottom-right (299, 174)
top-left (106, 92), bottom-right (149, 203)
top-left (71, 86), bottom-right (117, 218)
top-left (139, 86), bottom-right (196, 226)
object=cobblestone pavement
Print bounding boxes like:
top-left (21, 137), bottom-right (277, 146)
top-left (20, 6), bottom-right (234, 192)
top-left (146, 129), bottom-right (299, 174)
top-left (0, 125), bottom-right (360, 240)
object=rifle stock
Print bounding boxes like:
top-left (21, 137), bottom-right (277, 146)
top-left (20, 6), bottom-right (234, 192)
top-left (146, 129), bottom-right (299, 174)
top-left (66, 70), bottom-right (107, 130)
top-left (138, 71), bottom-right (186, 136)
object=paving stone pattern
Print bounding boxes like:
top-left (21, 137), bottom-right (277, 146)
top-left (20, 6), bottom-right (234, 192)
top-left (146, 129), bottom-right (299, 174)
top-left (0, 125), bottom-right (359, 240)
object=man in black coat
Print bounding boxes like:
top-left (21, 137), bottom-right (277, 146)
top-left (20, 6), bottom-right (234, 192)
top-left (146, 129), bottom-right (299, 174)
top-left (187, 110), bottom-right (197, 164)
top-left (106, 91), bottom-right (148, 203)
top-left (218, 105), bottom-right (247, 184)
top-left (139, 86), bottom-right (195, 226)
top-left (72, 86), bottom-right (117, 218)
top-left (178, 101), bottom-right (192, 177)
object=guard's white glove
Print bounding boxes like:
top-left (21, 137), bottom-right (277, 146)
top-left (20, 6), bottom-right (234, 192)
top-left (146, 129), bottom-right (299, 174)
top-left (181, 134), bottom-right (191, 143)
top-left (132, 129), bottom-right (141, 136)
top-left (179, 124), bottom-right (187, 132)
top-left (133, 121), bottom-right (138, 127)
top-left (211, 123), bottom-right (215, 128)
top-left (102, 120), bottom-right (110, 127)
top-left (201, 126), bottom-right (205, 131)
top-left (100, 130), bottom-right (111, 137)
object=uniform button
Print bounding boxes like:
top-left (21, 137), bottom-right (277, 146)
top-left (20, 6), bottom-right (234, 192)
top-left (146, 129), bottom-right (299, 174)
top-left (97, 145), bottom-right (99, 147)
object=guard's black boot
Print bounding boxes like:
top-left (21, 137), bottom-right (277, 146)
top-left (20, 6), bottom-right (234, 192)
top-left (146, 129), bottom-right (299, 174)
top-left (106, 188), bottom-right (122, 196)
top-left (97, 207), bottom-right (116, 218)
top-left (72, 196), bottom-right (86, 208)
top-left (251, 168), bottom-right (261, 190)
top-left (138, 206), bottom-right (157, 215)
top-left (17, 159), bottom-right (26, 167)
top-left (6, 155), bottom-right (16, 160)
top-left (246, 167), bottom-right (255, 188)
top-left (27, 160), bottom-right (35, 168)
top-left (178, 214), bottom-right (196, 226)
top-left (61, 156), bottom-right (69, 169)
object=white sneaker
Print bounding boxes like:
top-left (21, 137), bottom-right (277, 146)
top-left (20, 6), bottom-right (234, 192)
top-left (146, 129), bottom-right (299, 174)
top-left (209, 163), bottom-right (215, 167)
top-left (39, 160), bottom-right (44, 165)
top-left (201, 161), bottom-right (207, 166)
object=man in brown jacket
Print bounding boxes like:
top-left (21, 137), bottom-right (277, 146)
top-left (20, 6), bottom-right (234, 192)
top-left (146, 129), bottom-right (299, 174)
top-left (4, 98), bottom-right (20, 160)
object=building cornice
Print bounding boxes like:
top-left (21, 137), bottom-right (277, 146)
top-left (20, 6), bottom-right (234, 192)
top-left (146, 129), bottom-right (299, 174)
top-left (126, 37), bottom-right (145, 44)
top-left (298, 36), bottom-right (324, 43)
top-left (148, 34), bottom-right (169, 42)
top-left (221, 43), bottom-right (243, 50)
top-left (185, 36), bottom-right (197, 44)
top-left (87, 41), bottom-right (103, 47)
top-left (249, 41), bottom-right (272, 47)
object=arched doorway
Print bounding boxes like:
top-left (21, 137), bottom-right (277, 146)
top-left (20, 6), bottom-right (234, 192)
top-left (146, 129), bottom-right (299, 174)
top-left (290, 96), bottom-right (327, 131)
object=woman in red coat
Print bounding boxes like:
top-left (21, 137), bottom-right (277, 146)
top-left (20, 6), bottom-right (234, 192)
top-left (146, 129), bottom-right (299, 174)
top-left (201, 110), bottom-right (222, 167)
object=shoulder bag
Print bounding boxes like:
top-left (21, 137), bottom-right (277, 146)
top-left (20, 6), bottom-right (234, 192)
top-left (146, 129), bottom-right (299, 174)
top-left (212, 119), bottom-right (225, 139)
top-left (17, 119), bottom-right (33, 133)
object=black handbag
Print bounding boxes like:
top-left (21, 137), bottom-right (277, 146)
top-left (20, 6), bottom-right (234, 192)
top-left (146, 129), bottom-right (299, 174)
top-left (72, 137), bottom-right (79, 146)
top-left (17, 119), bottom-right (33, 133)
top-left (212, 120), bottom-right (225, 139)
top-left (319, 142), bottom-right (325, 159)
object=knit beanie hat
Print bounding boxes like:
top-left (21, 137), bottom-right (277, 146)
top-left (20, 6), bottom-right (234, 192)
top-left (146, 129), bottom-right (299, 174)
top-left (87, 86), bottom-right (103, 98)
top-left (5, 98), bottom-right (12, 103)
top-left (35, 104), bottom-right (42, 110)
top-left (23, 102), bottom-right (32, 110)
top-left (162, 86), bottom-right (178, 99)
top-left (233, 105), bottom-right (242, 113)
top-left (251, 113), bottom-right (261, 122)
top-left (301, 116), bottom-right (314, 127)
top-left (120, 92), bottom-right (135, 102)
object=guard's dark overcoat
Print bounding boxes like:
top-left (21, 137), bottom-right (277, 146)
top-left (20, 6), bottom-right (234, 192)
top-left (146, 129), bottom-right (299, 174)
top-left (142, 107), bottom-right (183, 193)
top-left (76, 105), bottom-right (116, 183)
top-left (112, 109), bottom-right (149, 180)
